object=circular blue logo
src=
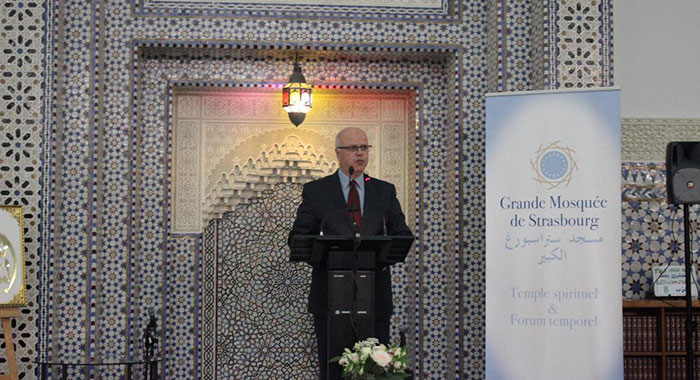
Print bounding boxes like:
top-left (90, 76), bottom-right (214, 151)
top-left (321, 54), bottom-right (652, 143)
top-left (539, 150), bottom-right (568, 180)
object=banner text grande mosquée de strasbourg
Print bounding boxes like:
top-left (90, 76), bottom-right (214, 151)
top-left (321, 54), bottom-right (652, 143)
top-left (499, 195), bottom-right (608, 231)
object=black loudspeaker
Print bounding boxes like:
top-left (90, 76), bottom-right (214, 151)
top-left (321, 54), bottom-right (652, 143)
top-left (666, 142), bottom-right (700, 204)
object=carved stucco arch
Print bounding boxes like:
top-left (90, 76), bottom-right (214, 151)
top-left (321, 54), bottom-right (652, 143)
top-left (203, 130), bottom-right (338, 224)
top-left (172, 88), bottom-right (416, 234)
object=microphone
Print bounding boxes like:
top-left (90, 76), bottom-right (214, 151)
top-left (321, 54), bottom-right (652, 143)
top-left (319, 218), bottom-right (325, 236)
top-left (348, 166), bottom-right (354, 177)
top-left (383, 215), bottom-right (387, 236)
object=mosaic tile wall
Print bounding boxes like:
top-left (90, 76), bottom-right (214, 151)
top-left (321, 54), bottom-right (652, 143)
top-left (0, 0), bottom-right (616, 378)
top-left (0, 0), bottom-right (46, 377)
top-left (134, 0), bottom-right (457, 20)
top-left (621, 163), bottom-right (700, 300)
top-left (168, 85), bottom-right (420, 378)
top-left (139, 50), bottom-right (450, 379)
top-left (203, 183), bottom-right (319, 379)
top-left (620, 119), bottom-right (700, 300)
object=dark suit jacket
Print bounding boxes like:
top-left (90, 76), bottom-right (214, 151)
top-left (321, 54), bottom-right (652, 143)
top-left (288, 170), bottom-right (413, 321)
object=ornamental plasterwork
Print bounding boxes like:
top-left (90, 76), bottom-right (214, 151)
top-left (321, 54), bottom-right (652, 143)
top-left (556, 0), bottom-right (603, 87)
top-left (622, 118), bottom-right (700, 162)
top-left (203, 134), bottom-right (336, 223)
top-left (172, 88), bottom-right (415, 234)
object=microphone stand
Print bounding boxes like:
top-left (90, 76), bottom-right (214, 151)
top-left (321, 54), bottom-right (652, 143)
top-left (350, 220), bottom-right (361, 343)
top-left (349, 165), bottom-right (360, 342)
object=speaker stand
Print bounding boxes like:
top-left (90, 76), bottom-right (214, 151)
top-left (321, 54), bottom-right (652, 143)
top-left (683, 204), bottom-right (696, 380)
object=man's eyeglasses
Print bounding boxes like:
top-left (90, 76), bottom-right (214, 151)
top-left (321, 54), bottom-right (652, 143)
top-left (336, 145), bottom-right (372, 152)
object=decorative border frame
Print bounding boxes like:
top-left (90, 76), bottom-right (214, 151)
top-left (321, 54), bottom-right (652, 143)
top-left (186, 81), bottom-right (420, 379)
top-left (168, 84), bottom-right (419, 234)
top-left (132, 0), bottom-right (459, 21)
top-left (132, 40), bottom-right (462, 379)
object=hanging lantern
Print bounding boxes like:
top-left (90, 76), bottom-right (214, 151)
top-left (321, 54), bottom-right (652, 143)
top-left (282, 60), bottom-right (312, 126)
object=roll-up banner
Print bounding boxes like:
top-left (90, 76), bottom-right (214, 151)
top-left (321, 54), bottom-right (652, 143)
top-left (485, 88), bottom-right (622, 380)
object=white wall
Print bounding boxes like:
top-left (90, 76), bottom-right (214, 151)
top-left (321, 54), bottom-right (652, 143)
top-left (614, 0), bottom-right (700, 118)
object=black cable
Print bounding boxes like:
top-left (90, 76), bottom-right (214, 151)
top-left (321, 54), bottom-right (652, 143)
top-left (689, 206), bottom-right (700, 299)
top-left (649, 206), bottom-right (680, 295)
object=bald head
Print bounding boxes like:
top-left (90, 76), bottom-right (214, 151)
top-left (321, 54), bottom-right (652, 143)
top-left (335, 127), bottom-right (370, 179)
top-left (335, 127), bottom-right (367, 148)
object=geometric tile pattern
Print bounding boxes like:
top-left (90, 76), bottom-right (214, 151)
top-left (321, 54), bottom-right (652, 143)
top-left (544, 0), bottom-right (558, 89)
top-left (619, 117), bottom-right (700, 301)
top-left (621, 163), bottom-right (700, 300)
top-left (528, 0), bottom-right (546, 90)
top-left (133, 0), bottom-right (456, 20)
top-left (556, 0), bottom-right (603, 87)
top-left (204, 183), bottom-right (318, 379)
top-left (621, 163), bottom-right (668, 202)
top-left (165, 236), bottom-right (200, 380)
top-left (3, 1), bottom-right (615, 380)
top-left (458, 2), bottom-right (489, 378)
top-left (0, 0), bottom-right (44, 376)
top-left (502, 0), bottom-right (534, 91)
top-left (197, 138), bottom-right (329, 377)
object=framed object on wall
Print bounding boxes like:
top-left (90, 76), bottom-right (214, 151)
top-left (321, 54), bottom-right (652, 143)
top-left (0, 206), bottom-right (26, 306)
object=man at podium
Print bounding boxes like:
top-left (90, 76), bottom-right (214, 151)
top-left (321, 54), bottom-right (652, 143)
top-left (288, 127), bottom-right (413, 380)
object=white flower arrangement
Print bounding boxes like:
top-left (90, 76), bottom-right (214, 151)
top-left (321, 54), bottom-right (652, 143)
top-left (331, 338), bottom-right (410, 380)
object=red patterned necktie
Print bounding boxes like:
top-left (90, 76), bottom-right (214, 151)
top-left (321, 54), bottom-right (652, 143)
top-left (348, 180), bottom-right (362, 230)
